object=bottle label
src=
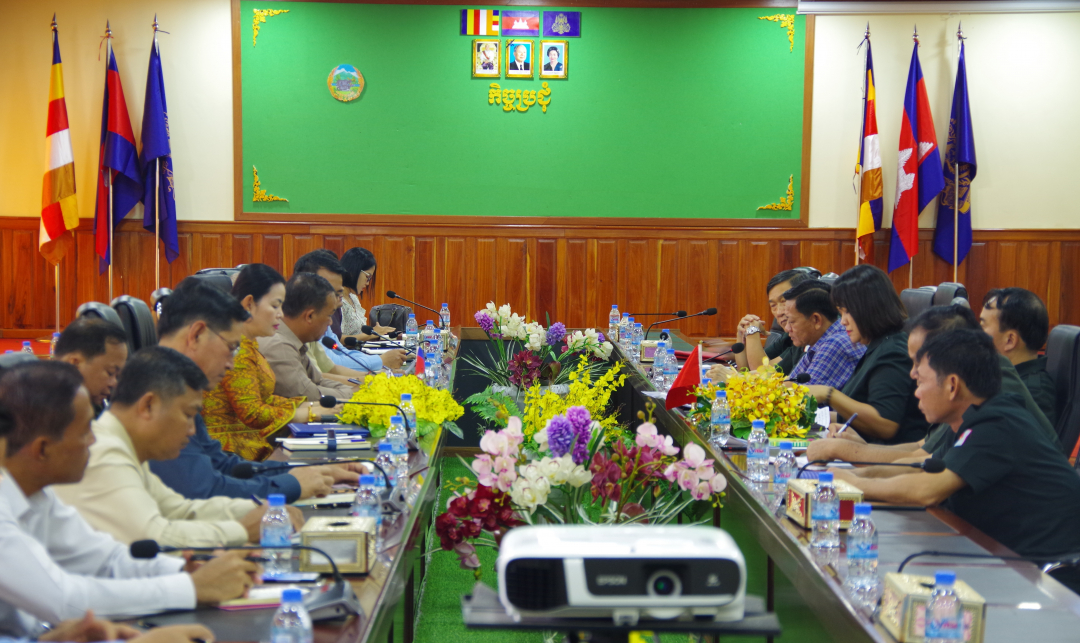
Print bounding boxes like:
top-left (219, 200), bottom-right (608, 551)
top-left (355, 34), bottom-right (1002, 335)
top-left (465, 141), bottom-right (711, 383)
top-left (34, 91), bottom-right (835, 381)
top-left (748, 444), bottom-right (768, 459)
top-left (924, 617), bottom-right (961, 639)
top-left (811, 502), bottom-right (839, 521)
top-left (848, 540), bottom-right (878, 560)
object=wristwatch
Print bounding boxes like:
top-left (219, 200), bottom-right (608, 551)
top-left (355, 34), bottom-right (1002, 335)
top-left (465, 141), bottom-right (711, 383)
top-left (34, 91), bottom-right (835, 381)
top-left (745, 325), bottom-right (761, 336)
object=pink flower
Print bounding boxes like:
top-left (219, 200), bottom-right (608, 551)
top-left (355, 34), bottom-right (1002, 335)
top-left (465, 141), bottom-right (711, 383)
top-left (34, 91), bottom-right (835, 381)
top-left (496, 469), bottom-right (517, 493)
top-left (658, 434), bottom-right (680, 456)
top-left (635, 423), bottom-right (659, 448)
top-left (711, 475), bottom-right (728, 494)
top-left (454, 541), bottom-right (481, 569)
top-left (682, 443), bottom-right (707, 468)
top-left (663, 463), bottom-right (678, 482)
top-left (471, 455), bottom-right (496, 487)
top-left (677, 468), bottom-right (698, 491)
top-left (504, 417), bottom-right (525, 450)
top-left (692, 481), bottom-right (712, 501)
top-left (480, 430), bottom-right (509, 457)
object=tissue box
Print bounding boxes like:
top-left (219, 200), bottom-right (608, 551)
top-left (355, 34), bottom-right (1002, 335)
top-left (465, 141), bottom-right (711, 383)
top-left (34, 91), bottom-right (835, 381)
top-left (299, 516), bottom-right (376, 574)
top-left (640, 340), bottom-right (659, 363)
top-left (879, 572), bottom-right (986, 643)
top-left (784, 478), bottom-right (864, 530)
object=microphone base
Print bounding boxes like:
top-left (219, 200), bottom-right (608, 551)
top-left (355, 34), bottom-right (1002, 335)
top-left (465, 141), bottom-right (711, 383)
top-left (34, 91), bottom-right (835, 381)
top-left (305, 580), bottom-right (363, 621)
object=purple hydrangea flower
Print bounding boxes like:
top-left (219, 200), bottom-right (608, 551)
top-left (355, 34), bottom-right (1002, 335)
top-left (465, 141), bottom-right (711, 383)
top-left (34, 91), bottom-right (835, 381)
top-left (565, 406), bottom-right (591, 434)
top-left (546, 416), bottom-right (574, 458)
top-left (475, 311), bottom-right (494, 333)
top-left (546, 322), bottom-right (567, 346)
top-left (571, 431), bottom-right (590, 465)
top-left (597, 332), bottom-right (606, 343)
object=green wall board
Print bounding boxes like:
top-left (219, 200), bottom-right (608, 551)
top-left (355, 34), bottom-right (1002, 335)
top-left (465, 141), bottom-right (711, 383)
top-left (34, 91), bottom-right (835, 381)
top-left (241, 2), bottom-right (806, 219)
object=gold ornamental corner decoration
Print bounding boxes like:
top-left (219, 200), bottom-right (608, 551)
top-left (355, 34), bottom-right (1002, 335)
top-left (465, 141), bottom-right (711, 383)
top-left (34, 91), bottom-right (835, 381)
top-left (252, 166), bottom-right (288, 203)
top-left (759, 14), bottom-right (795, 52)
top-left (758, 175), bottom-right (794, 211)
top-left (253, 8), bottom-right (289, 46)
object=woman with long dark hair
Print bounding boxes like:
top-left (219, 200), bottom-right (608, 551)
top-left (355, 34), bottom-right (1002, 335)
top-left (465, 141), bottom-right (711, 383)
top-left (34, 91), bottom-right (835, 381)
top-left (340, 247), bottom-right (395, 342)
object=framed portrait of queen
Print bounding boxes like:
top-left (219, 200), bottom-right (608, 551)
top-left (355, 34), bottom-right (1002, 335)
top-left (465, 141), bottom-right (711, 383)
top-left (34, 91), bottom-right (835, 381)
top-left (539, 40), bottom-right (567, 79)
top-left (472, 39), bottom-right (500, 78)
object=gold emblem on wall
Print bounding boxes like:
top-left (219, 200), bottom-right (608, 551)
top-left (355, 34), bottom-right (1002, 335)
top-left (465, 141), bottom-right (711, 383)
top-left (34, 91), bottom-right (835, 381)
top-left (759, 14), bottom-right (795, 52)
top-left (252, 166), bottom-right (288, 203)
top-left (253, 8), bottom-right (289, 46)
top-left (757, 175), bottom-right (794, 211)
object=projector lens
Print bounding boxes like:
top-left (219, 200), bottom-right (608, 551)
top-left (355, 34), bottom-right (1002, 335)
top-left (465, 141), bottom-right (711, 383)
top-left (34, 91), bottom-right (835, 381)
top-left (649, 571), bottom-right (680, 596)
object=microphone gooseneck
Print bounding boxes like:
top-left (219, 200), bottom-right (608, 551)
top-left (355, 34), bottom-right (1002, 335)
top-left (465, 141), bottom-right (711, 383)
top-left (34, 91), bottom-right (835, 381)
top-left (320, 336), bottom-right (377, 373)
top-left (625, 311), bottom-right (688, 317)
top-left (702, 342), bottom-right (745, 364)
top-left (129, 540), bottom-right (348, 584)
top-left (385, 290), bottom-right (441, 318)
top-left (645, 308), bottom-right (717, 339)
top-left (359, 325), bottom-right (413, 354)
top-left (794, 457), bottom-right (947, 480)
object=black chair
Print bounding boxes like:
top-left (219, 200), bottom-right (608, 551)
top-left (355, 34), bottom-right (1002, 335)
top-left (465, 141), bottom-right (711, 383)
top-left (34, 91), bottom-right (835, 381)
top-left (190, 270), bottom-right (235, 293)
top-left (150, 288), bottom-right (172, 316)
top-left (1045, 325), bottom-right (1080, 459)
top-left (111, 296), bottom-right (157, 352)
top-left (933, 282), bottom-right (968, 306)
top-left (0, 352), bottom-right (38, 371)
top-left (900, 287), bottom-right (938, 320)
top-left (793, 266), bottom-right (822, 279)
top-left (819, 272), bottom-right (840, 287)
top-left (76, 301), bottom-right (132, 355)
top-left (369, 303), bottom-right (413, 334)
top-left (951, 297), bottom-right (971, 309)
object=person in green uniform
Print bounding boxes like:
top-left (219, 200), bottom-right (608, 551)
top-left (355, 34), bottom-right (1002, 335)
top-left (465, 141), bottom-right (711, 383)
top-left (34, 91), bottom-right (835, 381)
top-left (831, 329), bottom-right (1080, 594)
top-left (807, 304), bottom-right (1060, 465)
top-left (724, 269), bottom-right (810, 376)
top-left (805, 264), bottom-right (928, 445)
top-left (980, 287), bottom-right (1058, 426)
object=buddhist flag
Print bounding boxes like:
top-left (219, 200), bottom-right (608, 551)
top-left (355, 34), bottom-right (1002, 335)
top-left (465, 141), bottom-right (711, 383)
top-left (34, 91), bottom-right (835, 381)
top-left (665, 344), bottom-right (702, 410)
top-left (40, 19), bottom-right (79, 265)
top-left (140, 35), bottom-right (178, 263)
top-left (888, 37), bottom-right (945, 273)
top-left (933, 40), bottom-right (976, 266)
top-left (855, 38), bottom-right (882, 263)
top-left (460, 9), bottom-right (499, 36)
top-left (94, 31), bottom-right (143, 272)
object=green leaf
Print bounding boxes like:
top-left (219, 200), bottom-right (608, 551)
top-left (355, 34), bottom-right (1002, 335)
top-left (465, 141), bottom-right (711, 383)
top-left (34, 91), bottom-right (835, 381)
top-left (443, 420), bottom-right (463, 439)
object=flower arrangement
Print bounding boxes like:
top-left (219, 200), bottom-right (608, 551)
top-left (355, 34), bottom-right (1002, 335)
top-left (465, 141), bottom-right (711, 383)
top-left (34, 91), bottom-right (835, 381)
top-left (464, 303), bottom-right (613, 388)
top-left (721, 365), bottom-right (817, 440)
top-left (336, 373), bottom-right (465, 439)
top-left (436, 406), bottom-right (727, 571)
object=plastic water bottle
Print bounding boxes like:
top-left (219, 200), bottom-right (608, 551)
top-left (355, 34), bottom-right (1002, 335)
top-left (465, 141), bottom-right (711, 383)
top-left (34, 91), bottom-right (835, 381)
top-left (925, 570), bottom-right (962, 642)
top-left (774, 441), bottom-right (796, 486)
top-left (631, 323), bottom-right (643, 364)
top-left (710, 391), bottom-right (731, 448)
top-left (845, 503), bottom-right (881, 610)
top-left (608, 305), bottom-right (621, 344)
top-left (651, 341), bottom-right (667, 388)
top-left (439, 303), bottom-right (451, 331)
top-left (20, 341), bottom-right (33, 355)
top-left (422, 320), bottom-right (435, 348)
top-left (424, 351), bottom-right (440, 388)
top-left (351, 473), bottom-right (381, 522)
top-left (746, 419), bottom-right (770, 482)
top-left (619, 313), bottom-right (631, 346)
top-left (386, 414), bottom-right (407, 449)
top-left (260, 494), bottom-right (293, 578)
top-left (269, 588), bottom-right (313, 643)
top-left (661, 328), bottom-right (672, 343)
top-left (392, 442), bottom-right (409, 485)
top-left (663, 348), bottom-right (678, 388)
top-left (399, 393), bottom-right (417, 439)
top-left (811, 472), bottom-right (840, 549)
top-left (375, 442), bottom-right (396, 487)
top-left (431, 328), bottom-right (442, 355)
top-left (404, 314), bottom-right (419, 350)
top-left (49, 332), bottom-right (60, 356)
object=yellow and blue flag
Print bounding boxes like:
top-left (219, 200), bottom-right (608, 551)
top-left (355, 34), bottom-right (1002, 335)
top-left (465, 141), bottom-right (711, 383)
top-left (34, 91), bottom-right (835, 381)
top-left (855, 37), bottom-right (882, 263)
top-left (933, 41), bottom-right (976, 265)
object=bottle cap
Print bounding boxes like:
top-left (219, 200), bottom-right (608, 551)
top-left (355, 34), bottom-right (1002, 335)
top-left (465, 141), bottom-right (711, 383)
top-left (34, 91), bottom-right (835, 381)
top-left (622, 312), bottom-right (629, 317)
top-left (667, 348), bottom-right (674, 354)
top-left (427, 352), bottom-right (437, 360)
top-left (663, 328), bottom-right (670, 333)
top-left (442, 303), bottom-right (447, 307)
top-left (401, 393), bottom-right (412, 401)
top-left (434, 328), bottom-right (441, 334)
top-left (635, 323), bottom-right (642, 328)
top-left (426, 320), bottom-right (433, 325)
top-left (817, 472), bottom-right (833, 483)
top-left (612, 304), bottom-right (618, 308)
top-left (780, 441), bottom-right (793, 450)
top-left (378, 442), bottom-right (392, 452)
top-left (391, 415), bottom-right (403, 424)
top-left (267, 494), bottom-right (286, 507)
top-left (702, 378), bottom-right (712, 386)
top-left (934, 570), bottom-right (957, 586)
top-left (657, 341), bottom-right (666, 347)
top-left (716, 390), bottom-right (726, 398)
top-left (854, 502), bottom-right (872, 516)
top-left (752, 419), bottom-right (765, 429)
top-left (359, 474), bottom-right (376, 485)
top-left (281, 588), bottom-right (303, 603)
top-left (408, 313), bottom-right (415, 318)
top-left (52, 332), bottom-right (60, 338)
top-left (22, 341), bottom-right (30, 346)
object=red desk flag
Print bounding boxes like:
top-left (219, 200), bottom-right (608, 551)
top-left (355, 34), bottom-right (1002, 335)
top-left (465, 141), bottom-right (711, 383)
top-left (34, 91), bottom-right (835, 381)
top-left (665, 344), bottom-right (702, 410)
top-left (415, 351), bottom-right (425, 378)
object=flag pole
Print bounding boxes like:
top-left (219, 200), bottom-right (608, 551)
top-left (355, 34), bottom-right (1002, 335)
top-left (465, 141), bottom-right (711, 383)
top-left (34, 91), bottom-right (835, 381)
top-left (953, 23), bottom-right (964, 283)
top-left (855, 23), bottom-right (869, 266)
top-left (105, 21), bottom-right (114, 301)
top-left (55, 264), bottom-right (61, 334)
top-left (910, 25), bottom-right (918, 292)
top-left (153, 16), bottom-right (161, 296)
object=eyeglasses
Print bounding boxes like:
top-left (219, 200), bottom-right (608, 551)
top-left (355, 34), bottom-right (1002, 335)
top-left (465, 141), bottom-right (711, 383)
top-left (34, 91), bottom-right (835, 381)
top-left (209, 328), bottom-right (241, 356)
top-left (359, 268), bottom-right (373, 281)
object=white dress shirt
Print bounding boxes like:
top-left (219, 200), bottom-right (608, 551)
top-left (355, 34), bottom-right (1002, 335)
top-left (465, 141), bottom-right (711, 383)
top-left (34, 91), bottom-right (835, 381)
top-left (53, 411), bottom-right (255, 548)
top-left (0, 471), bottom-right (194, 636)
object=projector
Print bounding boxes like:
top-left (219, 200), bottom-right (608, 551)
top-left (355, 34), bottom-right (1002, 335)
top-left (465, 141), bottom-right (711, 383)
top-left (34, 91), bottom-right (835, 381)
top-left (497, 525), bottom-right (746, 626)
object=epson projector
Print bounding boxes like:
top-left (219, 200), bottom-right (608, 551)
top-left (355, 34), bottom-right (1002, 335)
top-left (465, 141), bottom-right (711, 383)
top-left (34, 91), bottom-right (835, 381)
top-left (497, 525), bottom-right (746, 626)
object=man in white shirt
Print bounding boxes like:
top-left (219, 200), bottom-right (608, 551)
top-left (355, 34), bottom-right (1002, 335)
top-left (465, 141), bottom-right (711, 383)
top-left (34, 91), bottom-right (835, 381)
top-left (0, 361), bottom-right (256, 636)
top-left (55, 347), bottom-right (303, 548)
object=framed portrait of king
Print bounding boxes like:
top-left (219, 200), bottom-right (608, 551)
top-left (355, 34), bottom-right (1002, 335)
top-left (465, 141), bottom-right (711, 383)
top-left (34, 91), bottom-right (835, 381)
top-left (504, 40), bottom-right (534, 79)
top-left (539, 40), bottom-right (568, 79)
top-left (472, 39), bottom-right (501, 78)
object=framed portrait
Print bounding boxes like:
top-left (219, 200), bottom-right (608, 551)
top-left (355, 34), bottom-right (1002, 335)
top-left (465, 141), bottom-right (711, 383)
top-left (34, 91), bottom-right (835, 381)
top-left (472, 39), bottom-right (501, 78)
top-left (539, 40), bottom-right (568, 79)
top-left (504, 40), bottom-right (534, 79)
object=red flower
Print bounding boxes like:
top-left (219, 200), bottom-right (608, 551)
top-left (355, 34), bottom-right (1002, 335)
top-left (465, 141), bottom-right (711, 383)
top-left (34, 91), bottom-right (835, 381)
top-left (448, 495), bottom-right (470, 518)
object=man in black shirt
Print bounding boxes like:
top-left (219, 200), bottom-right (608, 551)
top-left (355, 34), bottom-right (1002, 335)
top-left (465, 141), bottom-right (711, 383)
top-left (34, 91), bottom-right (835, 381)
top-left (729, 269), bottom-right (811, 375)
top-left (832, 329), bottom-right (1080, 593)
top-left (980, 288), bottom-right (1058, 426)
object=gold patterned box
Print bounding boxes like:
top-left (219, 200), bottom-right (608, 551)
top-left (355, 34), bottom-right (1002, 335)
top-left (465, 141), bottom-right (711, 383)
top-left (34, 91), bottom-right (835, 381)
top-left (299, 516), bottom-right (376, 574)
top-left (879, 572), bottom-right (986, 643)
top-left (784, 478), bottom-right (864, 530)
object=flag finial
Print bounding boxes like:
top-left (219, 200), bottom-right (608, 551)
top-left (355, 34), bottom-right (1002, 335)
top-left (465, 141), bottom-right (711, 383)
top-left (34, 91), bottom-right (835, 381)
top-left (913, 24), bottom-right (919, 44)
top-left (864, 22), bottom-right (870, 38)
top-left (957, 21), bottom-right (966, 41)
top-left (51, 13), bottom-right (57, 31)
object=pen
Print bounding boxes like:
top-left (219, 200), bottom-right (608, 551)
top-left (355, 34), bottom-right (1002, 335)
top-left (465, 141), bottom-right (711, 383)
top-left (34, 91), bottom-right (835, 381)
top-left (835, 413), bottom-right (859, 435)
top-left (251, 494), bottom-right (263, 505)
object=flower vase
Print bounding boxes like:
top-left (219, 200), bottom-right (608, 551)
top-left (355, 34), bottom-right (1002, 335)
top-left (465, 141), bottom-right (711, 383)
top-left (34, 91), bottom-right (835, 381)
top-left (491, 384), bottom-right (525, 406)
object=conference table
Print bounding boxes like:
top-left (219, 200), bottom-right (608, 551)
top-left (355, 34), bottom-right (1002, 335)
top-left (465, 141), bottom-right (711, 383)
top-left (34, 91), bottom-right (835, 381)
top-left (617, 330), bottom-right (1080, 643)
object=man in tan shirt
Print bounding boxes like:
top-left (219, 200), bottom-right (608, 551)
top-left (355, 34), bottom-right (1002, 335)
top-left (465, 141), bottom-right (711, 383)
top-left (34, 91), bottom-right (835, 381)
top-left (259, 272), bottom-right (356, 402)
top-left (56, 346), bottom-right (303, 547)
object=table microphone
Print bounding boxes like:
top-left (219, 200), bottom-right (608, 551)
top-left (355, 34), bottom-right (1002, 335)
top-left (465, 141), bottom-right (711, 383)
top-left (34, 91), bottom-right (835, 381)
top-left (385, 290), bottom-right (441, 318)
top-left (129, 540), bottom-right (361, 620)
top-left (320, 395), bottom-right (418, 451)
top-left (645, 308), bottom-right (717, 338)
top-left (230, 458), bottom-right (392, 489)
top-left (795, 457), bottom-right (946, 480)
top-left (320, 336), bottom-right (377, 373)
top-left (786, 373), bottom-right (811, 384)
top-left (702, 342), bottom-right (745, 364)
top-left (358, 325), bottom-right (415, 354)
top-left (627, 310), bottom-right (687, 318)
top-left (896, 549), bottom-right (1080, 574)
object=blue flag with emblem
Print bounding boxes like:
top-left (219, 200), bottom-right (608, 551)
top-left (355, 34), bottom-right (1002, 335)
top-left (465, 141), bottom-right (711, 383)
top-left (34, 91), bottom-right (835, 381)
top-left (933, 40), bottom-right (976, 265)
top-left (140, 33), bottom-right (178, 263)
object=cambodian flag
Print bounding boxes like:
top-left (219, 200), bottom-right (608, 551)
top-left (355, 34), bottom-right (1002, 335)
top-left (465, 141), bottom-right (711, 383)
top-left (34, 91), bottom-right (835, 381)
top-left (933, 41), bottom-right (976, 266)
top-left (887, 39), bottom-right (945, 273)
top-left (94, 37), bottom-right (143, 272)
top-left (141, 36), bottom-right (178, 263)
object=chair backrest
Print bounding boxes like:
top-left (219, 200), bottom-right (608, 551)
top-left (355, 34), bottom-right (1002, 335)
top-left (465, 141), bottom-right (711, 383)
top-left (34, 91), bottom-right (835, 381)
top-left (191, 268), bottom-right (240, 293)
top-left (150, 288), bottom-right (172, 315)
top-left (900, 286), bottom-right (937, 320)
top-left (368, 303), bottom-right (413, 333)
top-left (933, 282), bottom-right (968, 306)
top-left (951, 297), bottom-right (971, 309)
top-left (1046, 325), bottom-right (1080, 454)
top-left (793, 266), bottom-right (822, 279)
top-left (0, 352), bottom-right (38, 372)
top-left (111, 296), bottom-right (157, 352)
top-left (76, 302), bottom-right (132, 355)
top-left (819, 272), bottom-right (840, 287)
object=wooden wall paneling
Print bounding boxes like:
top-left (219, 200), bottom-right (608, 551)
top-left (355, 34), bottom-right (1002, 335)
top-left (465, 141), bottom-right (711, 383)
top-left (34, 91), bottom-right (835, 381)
top-left (594, 240), bottom-right (618, 326)
top-left (444, 237), bottom-right (470, 325)
top-left (1060, 242), bottom-right (1080, 328)
top-left (323, 236), bottom-right (346, 260)
top-left (231, 234), bottom-right (253, 266)
top-left (198, 233), bottom-right (229, 271)
top-left (681, 240), bottom-right (720, 337)
top-left (658, 240), bottom-right (681, 328)
top-left (496, 238), bottom-right (529, 319)
top-left (414, 236), bottom-right (437, 319)
top-left (534, 239), bottom-right (559, 324)
top-left (380, 236), bottom-right (415, 307)
top-left (717, 239), bottom-right (743, 335)
top-left (1045, 242), bottom-right (1062, 326)
top-left (564, 239), bottom-right (589, 329)
top-left (623, 240), bottom-right (657, 323)
top-left (474, 238), bottom-right (498, 314)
